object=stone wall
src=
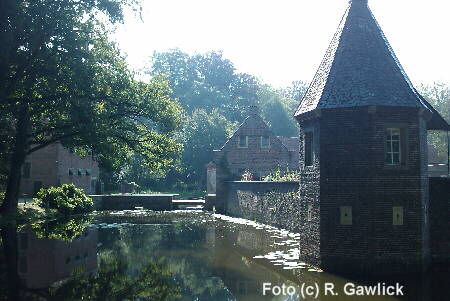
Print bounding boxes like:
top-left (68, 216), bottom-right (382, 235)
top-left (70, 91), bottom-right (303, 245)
top-left (91, 194), bottom-right (174, 211)
top-left (225, 181), bottom-right (300, 232)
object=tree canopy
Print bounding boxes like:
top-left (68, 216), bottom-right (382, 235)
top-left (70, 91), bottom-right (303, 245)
top-left (0, 0), bottom-right (183, 213)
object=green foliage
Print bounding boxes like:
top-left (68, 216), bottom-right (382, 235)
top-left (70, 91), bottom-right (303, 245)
top-left (418, 82), bottom-right (450, 162)
top-left (144, 49), bottom-right (307, 190)
top-left (34, 184), bottom-right (93, 215)
top-left (179, 109), bottom-right (236, 184)
top-left (0, 0), bottom-right (183, 213)
top-left (32, 216), bottom-right (93, 241)
top-left (241, 170), bottom-right (254, 181)
top-left (263, 169), bottom-right (300, 182)
top-left (48, 252), bottom-right (180, 301)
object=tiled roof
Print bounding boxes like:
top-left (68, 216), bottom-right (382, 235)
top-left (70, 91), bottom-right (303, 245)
top-left (295, 0), bottom-right (429, 116)
top-left (277, 136), bottom-right (299, 152)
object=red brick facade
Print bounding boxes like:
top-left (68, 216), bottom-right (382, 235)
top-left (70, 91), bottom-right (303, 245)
top-left (212, 112), bottom-right (299, 180)
top-left (19, 143), bottom-right (99, 196)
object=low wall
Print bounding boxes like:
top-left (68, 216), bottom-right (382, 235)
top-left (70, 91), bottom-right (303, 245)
top-left (430, 177), bottom-right (450, 264)
top-left (225, 181), bottom-right (300, 232)
top-left (90, 194), bottom-right (174, 211)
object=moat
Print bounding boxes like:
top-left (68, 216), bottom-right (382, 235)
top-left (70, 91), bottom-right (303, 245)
top-left (1, 211), bottom-right (449, 300)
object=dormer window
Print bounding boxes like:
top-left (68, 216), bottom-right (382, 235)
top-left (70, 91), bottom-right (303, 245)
top-left (260, 136), bottom-right (270, 148)
top-left (238, 136), bottom-right (248, 148)
top-left (385, 128), bottom-right (401, 165)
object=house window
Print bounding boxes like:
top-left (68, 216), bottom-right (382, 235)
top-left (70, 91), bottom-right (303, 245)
top-left (340, 206), bottom-right (352, 225)
top-left (260, 136), bottom-right (270, 148)
top-left (304, 131), bottom-right (314, 166)
top-left (385, 128), bottom-right (401, 165)
top-left (238, 136), bottom-right (248, 148)
top-left (22, 162), bottom-right (31, 179)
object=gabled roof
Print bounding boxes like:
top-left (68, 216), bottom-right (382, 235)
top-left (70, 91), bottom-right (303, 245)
top-left (216, 112), bottom-right (294, 152)
top-left (295, 0), bottom-right (429, 116)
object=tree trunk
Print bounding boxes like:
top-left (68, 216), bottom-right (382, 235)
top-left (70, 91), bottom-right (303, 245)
top-left (0, 110), bottom-right (29, 215)
top-left (1, 223), bottom-right (21, 300)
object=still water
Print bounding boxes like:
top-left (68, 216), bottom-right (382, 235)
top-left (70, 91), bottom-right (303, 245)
top-left (1, 211), bottom-right (449, 300)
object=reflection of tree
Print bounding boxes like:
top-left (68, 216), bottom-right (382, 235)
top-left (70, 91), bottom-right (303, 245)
top-left (0, 220), bottom-right (181, 301)
top-left (48, 251), bottom-right (180, 301)
top-left (114, 223), bottom-right (232, 300)
top-left (32, 216), bottom-right (93, 241)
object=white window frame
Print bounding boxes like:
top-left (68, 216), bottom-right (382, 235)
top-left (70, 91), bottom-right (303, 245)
top-left (260, 136), bottom-right (270, 149)
top-left (386, 128), bottom-right (401, 165)
top-left (238, 135), bottom-right (248, 148)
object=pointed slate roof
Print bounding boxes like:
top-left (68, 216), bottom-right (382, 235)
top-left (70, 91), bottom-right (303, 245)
top-left (295, 0), bottom-right (429, 116)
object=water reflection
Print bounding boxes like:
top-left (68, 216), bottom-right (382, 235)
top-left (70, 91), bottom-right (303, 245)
top-left (1, 212), bottom-right (449, 300)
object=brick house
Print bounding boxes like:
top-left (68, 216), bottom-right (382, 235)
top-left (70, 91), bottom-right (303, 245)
top-left (210, 106), bottom-right (299, 182)
top-left (295, 0), bottom-right (450, 274)
top-left (19, 143), bottom-right (100, 197)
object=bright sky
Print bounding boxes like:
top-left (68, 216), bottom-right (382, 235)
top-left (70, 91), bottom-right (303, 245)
top-left (115, 0), bottom-right (450, 88)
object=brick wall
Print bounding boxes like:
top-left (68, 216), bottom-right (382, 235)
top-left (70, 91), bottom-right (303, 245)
top-left (429, 177), bottom-right (450, 264)
top-left (57, 144), bottom-right (99, 194)
top-left (20, 144), bottom-right (59, 196)
top-left (297, 106), bottom-right (430, 274)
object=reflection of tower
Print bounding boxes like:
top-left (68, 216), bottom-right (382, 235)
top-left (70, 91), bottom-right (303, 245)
top-left (17, 226), bottom-right (98, 289)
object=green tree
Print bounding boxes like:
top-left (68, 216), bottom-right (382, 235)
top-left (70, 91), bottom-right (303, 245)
top-left (179, 109), bottom-right (236, 185)
top-left (258, 84), bottom-right (298, 137)
top-left (417, 82), bottom-right (450, 163)
top-left (150, 49), bottom-right (260, 122)
top-left (0, 0), bottom-right (183, 214)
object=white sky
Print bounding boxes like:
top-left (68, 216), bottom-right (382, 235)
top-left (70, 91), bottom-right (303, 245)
top-left (114, 0), bottom-right (450, 88)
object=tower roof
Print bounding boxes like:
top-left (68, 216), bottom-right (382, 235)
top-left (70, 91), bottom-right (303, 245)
top-left (295, 0), bottom-right (429, 116)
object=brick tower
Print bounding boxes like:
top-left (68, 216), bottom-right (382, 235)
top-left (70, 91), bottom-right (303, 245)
top-left (295, 0), bottom-right (447, 274)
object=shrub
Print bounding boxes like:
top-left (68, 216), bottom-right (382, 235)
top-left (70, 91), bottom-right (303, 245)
top-left (34, 184), bottom-right (93, 215)
top-left (263, 169), bottom-right (300, 182)
top-left (241, 170), bottom-right (254, 181)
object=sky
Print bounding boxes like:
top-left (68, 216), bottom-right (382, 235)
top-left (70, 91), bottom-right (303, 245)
top-left (114, 0), bottom-right (450, 88)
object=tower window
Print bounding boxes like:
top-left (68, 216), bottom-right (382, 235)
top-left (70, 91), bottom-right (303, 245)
top-left (238, 136), bottom-right (248, 148)
top-left (304, 131), bottom-right (314, 166)
top-left (260, 136), bottom-right (270, 148)
top-left (340, 206), bottom-right (352, 225)
top-left (393, 206), bottom-right (404, 225)
top-left (307, 204), bottom-right (313, 222)
top-left (385, 128), bottom-right (401, 165)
